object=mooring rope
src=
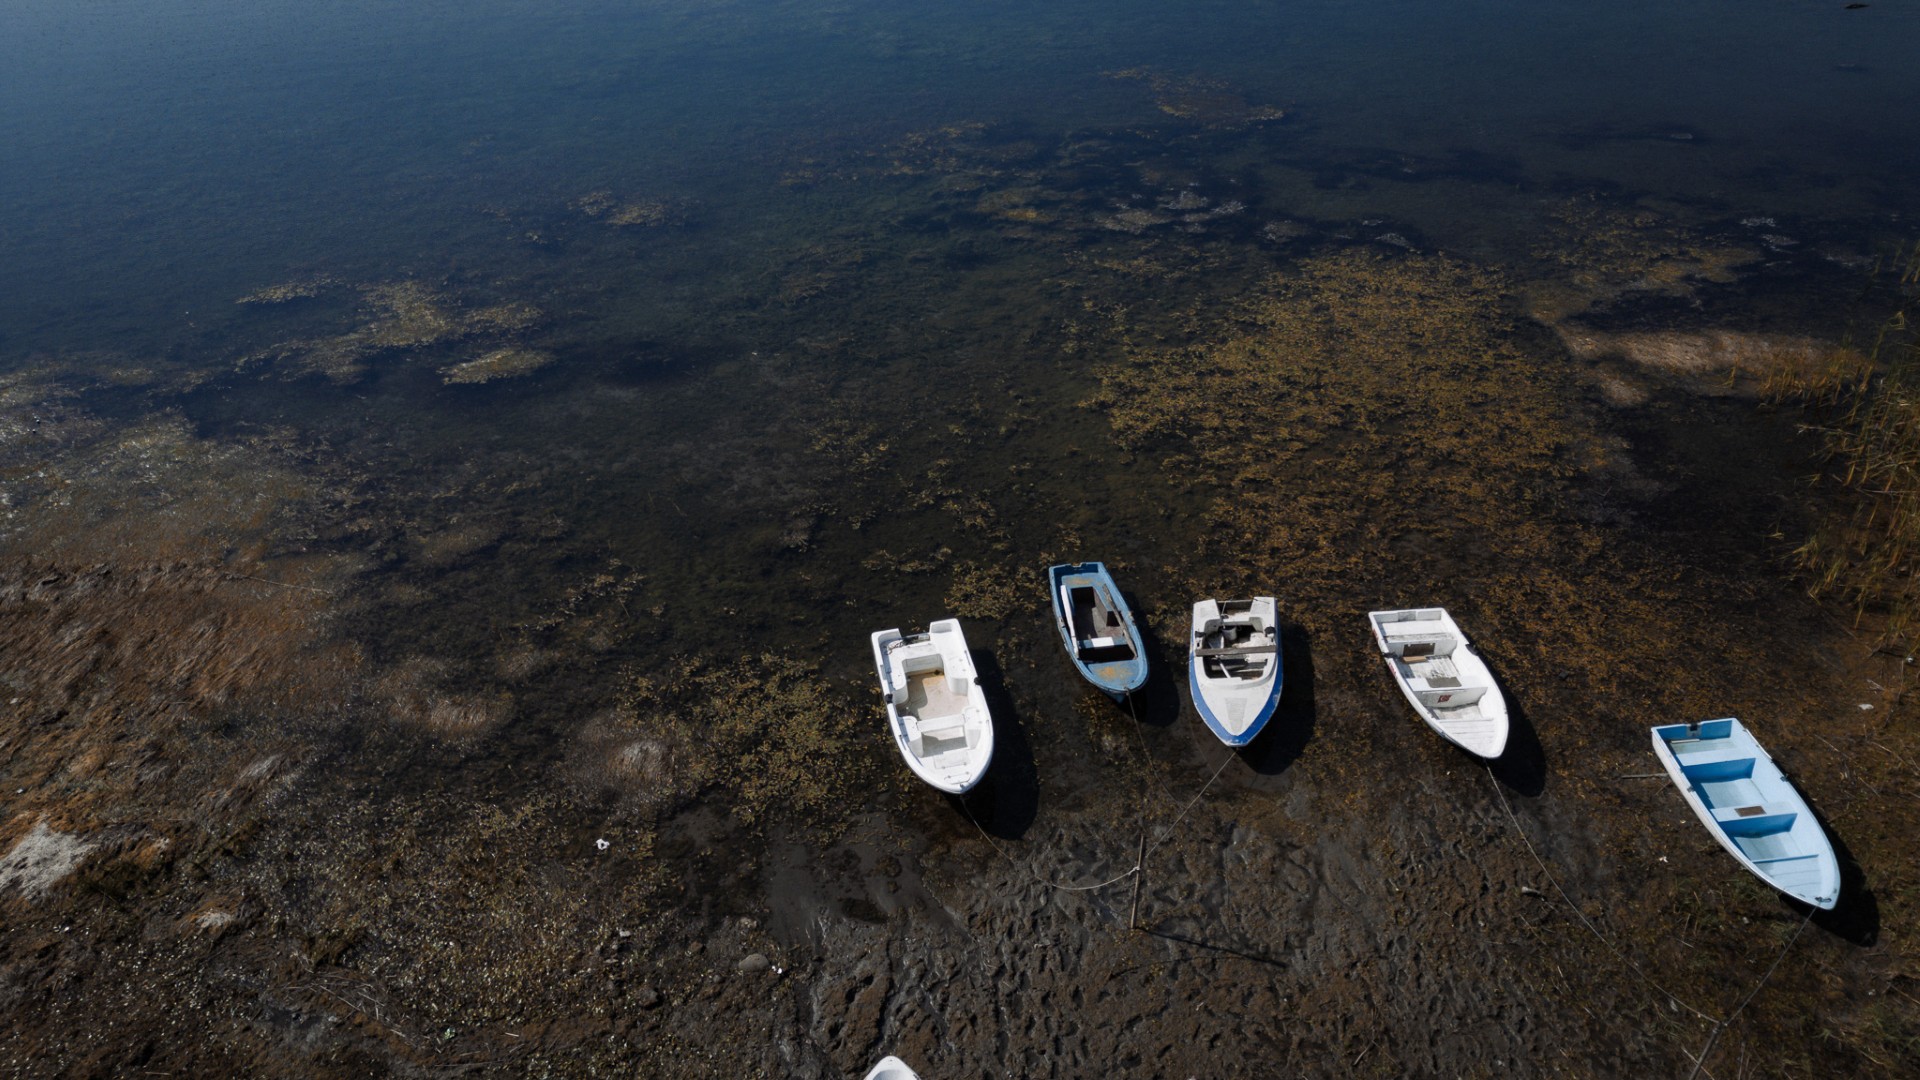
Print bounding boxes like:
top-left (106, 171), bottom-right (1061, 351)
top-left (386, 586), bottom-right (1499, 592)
top-left (959, 786), bottom-right (1140, 893)
top-left (1124, 689), bottom-right (1177, 810)
top-left (958, 690), bottom-right (1240, 895)
top-left (1683, 904), bottom-right (1817, 1080)
top-left (1145, 746), bottom-right (1237, 861)
top-left (1483, 765), bottom-right (1718, 1024)
top-left (1486, 763), bottom-right (1823, 1076)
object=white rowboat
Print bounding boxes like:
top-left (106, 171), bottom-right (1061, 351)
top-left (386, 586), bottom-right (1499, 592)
top-left (1652, 717), bottom-right (1839, 909)
top-left (1367, 607), bottom-right (1509, 759)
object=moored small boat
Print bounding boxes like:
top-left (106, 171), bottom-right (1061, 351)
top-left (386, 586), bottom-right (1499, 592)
top-left (871, 619), bottom-right (994, 794)
top-left (1651, 717), bottom-right (1839, 910)
top-left (1047, 562), bottom-right (1149, 698)
top-left (862, 1057), bottom-right (921, 1080)
top-left (1367, 607), bottom-right (1509, 758)
top-left (1189, 597), bottom-right (1283, 746)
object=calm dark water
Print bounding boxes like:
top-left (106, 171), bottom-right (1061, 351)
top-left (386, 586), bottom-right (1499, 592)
top-left (3, 1), bottom-right (1915, 347)
top-left (1, 0), bottom-right (1916, 674)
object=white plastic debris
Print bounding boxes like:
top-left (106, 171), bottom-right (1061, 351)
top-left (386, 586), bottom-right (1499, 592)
top-left (595, 838), bottom-right (610, 851)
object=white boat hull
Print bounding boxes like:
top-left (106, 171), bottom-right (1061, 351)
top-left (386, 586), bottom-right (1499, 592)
top-left (1367, 607), bottom-right (1509, 759)
top-left (872, 619), bottom-right (995, 794)
top-left (862, 1057), bottom-right (921, 1080)
top-left (1190, 597), bottom-right (1282, 746)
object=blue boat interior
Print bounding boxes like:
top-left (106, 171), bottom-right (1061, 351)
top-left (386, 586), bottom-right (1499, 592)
top-left (1657, 723), bottom-right (1815, 870)
top-left (1066, 583), bottom-right (1137, 662)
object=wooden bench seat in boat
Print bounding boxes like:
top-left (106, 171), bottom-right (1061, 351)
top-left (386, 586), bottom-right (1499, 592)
top-left (1710, 802), bottom-right (1798, 835)
top-left (1383, 630), bottom-right (1455, 659)
top-left (1674, 748), bottom-right (1758, 782)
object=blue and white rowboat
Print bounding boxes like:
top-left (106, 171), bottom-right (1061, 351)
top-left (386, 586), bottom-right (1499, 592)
top-left (1190, 597), bottom-right (1283, 746)
top-left (1651, 717), bottom-right (1839, 910)
top-left (1047, 562), bottom-right (1149, 698)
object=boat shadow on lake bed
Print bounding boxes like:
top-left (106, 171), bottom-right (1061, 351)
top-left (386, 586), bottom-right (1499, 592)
top-left (952, 647), bottom-right (1038, 842)
top-left (1123, 609), bottom-right (1185, 729)
top-left (1804, 800), bottom-right (1880, 946)
top-left (1486, 678), bottom-right (1548, 798)
top-left (1237, 622), bottom-right (1317, 778)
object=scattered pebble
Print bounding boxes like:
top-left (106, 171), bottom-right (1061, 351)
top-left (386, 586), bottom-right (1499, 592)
top-left (736, 952), bottom-right (771, 974)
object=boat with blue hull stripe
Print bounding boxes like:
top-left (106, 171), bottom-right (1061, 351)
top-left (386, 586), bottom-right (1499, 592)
top-left (1189, 597), bottom-right (1282, 746)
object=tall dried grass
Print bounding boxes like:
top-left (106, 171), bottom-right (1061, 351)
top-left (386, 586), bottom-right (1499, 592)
top-left (1766, 241), bottom-right (1920, 645)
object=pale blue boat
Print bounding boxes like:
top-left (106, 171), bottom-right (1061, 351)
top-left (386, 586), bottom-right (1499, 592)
top-left (1047, 562), bottom-right (1149, 698)
top-left (1650, 718), bottom-right (1839, 910)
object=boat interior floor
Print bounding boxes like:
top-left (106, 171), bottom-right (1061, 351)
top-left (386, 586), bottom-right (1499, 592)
top-left (906, 672), bottom-right (968, 721)
top-left (1399, 653), bottom-right (1465, 688)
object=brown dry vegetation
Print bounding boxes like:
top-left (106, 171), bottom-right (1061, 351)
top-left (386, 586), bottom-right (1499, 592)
top-left (1086, 247), bottom-right (1917, 1072)
top-left (612, 654), bottom-right (873, 826)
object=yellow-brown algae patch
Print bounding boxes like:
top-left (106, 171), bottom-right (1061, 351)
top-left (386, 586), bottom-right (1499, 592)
top-left (1105, 68), bottom-right (1287, 127)
top-left (572, 189), bottom-right (617, 216)
top-left (1529, 199), bottom-right (1757, 317)
top-left (440, 346), bottom-right (556, 385)
top-left (610, 655), bottom-right (867, 825)
top-left (236, 277), bottom-right (337, 304)
top-left (607, 200), bottom-right (672, 227)
top-left (241, 280), bottom-right (546, 384)
top-left (944, 560), bottom-right (1025, 620)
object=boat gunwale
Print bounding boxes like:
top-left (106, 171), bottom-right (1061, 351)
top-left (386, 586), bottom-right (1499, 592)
top-left (1366, 606), bottom-right (1510, 759)
top-left (871, 621), bottom-right (994, 794)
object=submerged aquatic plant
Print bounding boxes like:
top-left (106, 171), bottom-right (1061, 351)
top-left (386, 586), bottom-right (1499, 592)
top-left (1770, 242), bottom-right (1920, 646)
top-left (615, 653), bottom-right (869, 827)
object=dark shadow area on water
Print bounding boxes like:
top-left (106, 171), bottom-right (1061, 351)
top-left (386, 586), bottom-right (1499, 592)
top-left (1237, 622), bottom-right (1316, 778)
top-left (1803, 802), bottom-right (1880, 946)
top-left (1123, 603), bottom-right (1184, 729)
top-left (954, 648), bottom-right (1037, 842)
top-left (1481, 648), bottom-right (1547, 796)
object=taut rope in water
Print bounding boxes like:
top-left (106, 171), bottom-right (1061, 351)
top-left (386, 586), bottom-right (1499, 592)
top-left (1484, 764), bottom-right (1716, 1022)
top-left (960, 690), bottom-right (1238, 896)
top-left (1486, 764), bottom-right (1821, 1075)
top-left (1683, 905), bottom-right (1816, 1080)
